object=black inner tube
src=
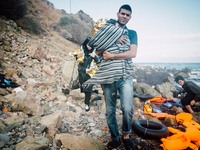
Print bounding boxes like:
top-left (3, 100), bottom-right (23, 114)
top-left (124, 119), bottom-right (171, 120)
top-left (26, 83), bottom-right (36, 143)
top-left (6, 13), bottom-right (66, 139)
top-left (132, 120), bottom-right (169, 139)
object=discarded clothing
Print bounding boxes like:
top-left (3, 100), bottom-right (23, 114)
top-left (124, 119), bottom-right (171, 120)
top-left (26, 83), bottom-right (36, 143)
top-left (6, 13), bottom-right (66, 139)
top-left (0, 74), bottom-right (19, 88)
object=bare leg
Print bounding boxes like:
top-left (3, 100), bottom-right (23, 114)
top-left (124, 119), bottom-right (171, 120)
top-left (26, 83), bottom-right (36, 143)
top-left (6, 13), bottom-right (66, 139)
top-left (190, 100), bottom-right (195, 106)
top-left (123, 134), bottom-right (130, 139)
top-left (185, 105), bottom-right (194, 113)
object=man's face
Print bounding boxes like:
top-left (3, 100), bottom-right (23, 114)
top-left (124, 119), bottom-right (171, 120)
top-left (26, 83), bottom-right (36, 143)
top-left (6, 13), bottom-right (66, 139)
top-left (177, 80), bottom-right (184, 86)
top-left (117, 9), bottom-right (132, 26)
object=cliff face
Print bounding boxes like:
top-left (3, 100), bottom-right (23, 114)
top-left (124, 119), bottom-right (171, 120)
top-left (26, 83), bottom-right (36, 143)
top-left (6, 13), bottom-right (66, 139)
top-left (0, 0), bottom-right (27, 20)
top-left (0, 0), bottom-right (95, 75)
top-left (0, 0), bottom-right (96, 83)
top-left (0, 0), bottom-right (60, 25)
top-left (0, 0), bottom-right (94, 43)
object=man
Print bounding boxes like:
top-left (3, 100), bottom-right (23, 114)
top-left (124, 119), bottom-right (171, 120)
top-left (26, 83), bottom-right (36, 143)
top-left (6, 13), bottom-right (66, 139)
top-left (84, 4), bottom-right (138, 149)
top-left (175, 75), bottom-right (200, 113)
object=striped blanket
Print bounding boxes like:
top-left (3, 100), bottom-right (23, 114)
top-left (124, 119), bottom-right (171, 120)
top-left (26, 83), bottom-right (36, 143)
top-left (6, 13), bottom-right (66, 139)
top-left (88, 23), bottom-right (124, 50)
top-left (83, 22), bottom-right (134, 87)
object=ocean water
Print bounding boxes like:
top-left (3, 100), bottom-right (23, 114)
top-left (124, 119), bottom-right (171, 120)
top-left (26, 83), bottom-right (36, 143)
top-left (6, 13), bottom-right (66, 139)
top-left (136, 62), bottom-right (200, 86)
top-left (137, 62), bottom-right (200, 72)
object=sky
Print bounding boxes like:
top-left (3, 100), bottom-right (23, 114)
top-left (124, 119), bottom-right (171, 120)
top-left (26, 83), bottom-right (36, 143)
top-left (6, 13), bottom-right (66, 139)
top-left (48, 0), bottom-right (200, 63)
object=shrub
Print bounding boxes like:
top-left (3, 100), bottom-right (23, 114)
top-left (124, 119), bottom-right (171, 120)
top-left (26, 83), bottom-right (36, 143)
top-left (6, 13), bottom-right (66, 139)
top-left (0, 0), bottom-right (27, 20)
top-left (59, 15), bottom-right (93, 44)
top-left (16, 17), bottom-right (45, 35)
top-left (59, 16), bottom-right (78, 26)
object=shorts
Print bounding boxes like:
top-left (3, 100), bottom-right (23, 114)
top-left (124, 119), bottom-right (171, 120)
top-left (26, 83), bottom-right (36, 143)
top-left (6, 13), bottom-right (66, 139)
top-left (181, 95), bottom-right (200, 106)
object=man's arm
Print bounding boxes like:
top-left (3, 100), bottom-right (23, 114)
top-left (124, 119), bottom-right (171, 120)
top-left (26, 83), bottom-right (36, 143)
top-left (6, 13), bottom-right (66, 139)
top-left (103, 44), bottom-right (137, 60)
top-left (188, 82), bottom-right (200, 101)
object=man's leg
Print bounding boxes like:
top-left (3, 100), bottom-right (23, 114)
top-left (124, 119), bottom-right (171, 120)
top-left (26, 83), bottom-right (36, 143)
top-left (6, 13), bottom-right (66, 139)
top-left (185, 105), bottom-right (194, 113)
top-left (117, 78), bottom-right (136, 150)
top-left (190, 100), bottom-right (195, 106)
top-left (117, 78), bottom-right (133, 138)
top-left (181, 96), bottom-right (194, 113)
top-left (104, 83), bottom-right (121, 148)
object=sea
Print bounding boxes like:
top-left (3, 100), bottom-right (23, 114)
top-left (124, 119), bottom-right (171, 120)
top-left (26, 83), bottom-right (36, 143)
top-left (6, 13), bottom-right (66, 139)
top-left (136, 62), bottom-right (200, 86)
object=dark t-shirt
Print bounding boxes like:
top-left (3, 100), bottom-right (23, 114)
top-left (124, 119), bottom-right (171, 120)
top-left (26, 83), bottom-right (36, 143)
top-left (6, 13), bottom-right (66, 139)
top-left (183, 81), bottom-right (200, 101)
top-left (128, 29), bottom-right (138, 45)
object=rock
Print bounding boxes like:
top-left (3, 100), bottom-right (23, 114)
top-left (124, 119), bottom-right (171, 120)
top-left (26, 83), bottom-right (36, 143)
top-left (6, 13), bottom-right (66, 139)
top-left (155, 82), bottom-right (177, 99)
top-left (171, 106), bottom-right (184, 114)
top-left (33, 125), bottom-right (47, 134)
top-left (40, 111), bottom-right (63, 137)
top-left (16, 136), bottom-right (50, 150)
top-left (0, 120), bottom-right (6, 131)
top-left (62, 88), bottom-right (70, 95)
top-left (3, 112), bottom-right (24, 128)
top-left (134, 82), bottom-right (161, 96)
top-left (11, 90), bottom-right (41, 115)
top-left (163, 117), bottom-right (178, 126)
top-left (133, 97), bottom-right (142, 108)
top-left (134, 68), bottom-right (171, 86)
top-left (0, 134), bottom-right (10, 143)
top-left (4, 68), bottom-right (18, 78)
top-left (193, 112), bottom-right (200, 123)
top-left (55, 133), bottom-right (105, 150)
top-left (0, 88), bottom-right (9, 95)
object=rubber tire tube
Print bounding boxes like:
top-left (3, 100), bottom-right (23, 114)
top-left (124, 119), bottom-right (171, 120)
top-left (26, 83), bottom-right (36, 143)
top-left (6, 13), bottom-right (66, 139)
top-left (133, 93), bottom-right (154, 99)
top-left (132, 120), bottom-right (169, 139)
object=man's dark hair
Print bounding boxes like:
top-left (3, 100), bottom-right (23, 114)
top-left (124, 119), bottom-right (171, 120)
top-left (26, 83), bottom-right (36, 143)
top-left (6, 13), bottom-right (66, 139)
top-left (119, 4), bottom-right (132, 13)
top-left (175, 75), bottom-right (185, 83)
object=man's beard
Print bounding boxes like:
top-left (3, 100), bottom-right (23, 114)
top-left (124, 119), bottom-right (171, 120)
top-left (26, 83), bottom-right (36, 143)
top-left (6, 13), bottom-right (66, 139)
top-left (117, 20), bottom-right (126, 27)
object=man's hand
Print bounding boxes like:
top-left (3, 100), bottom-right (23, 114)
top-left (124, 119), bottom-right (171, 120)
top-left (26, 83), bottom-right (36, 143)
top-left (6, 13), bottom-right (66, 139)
top-left (117, 35), bottom-right (129, 44)
top-left (103, 51), bottom-right (114, 60)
